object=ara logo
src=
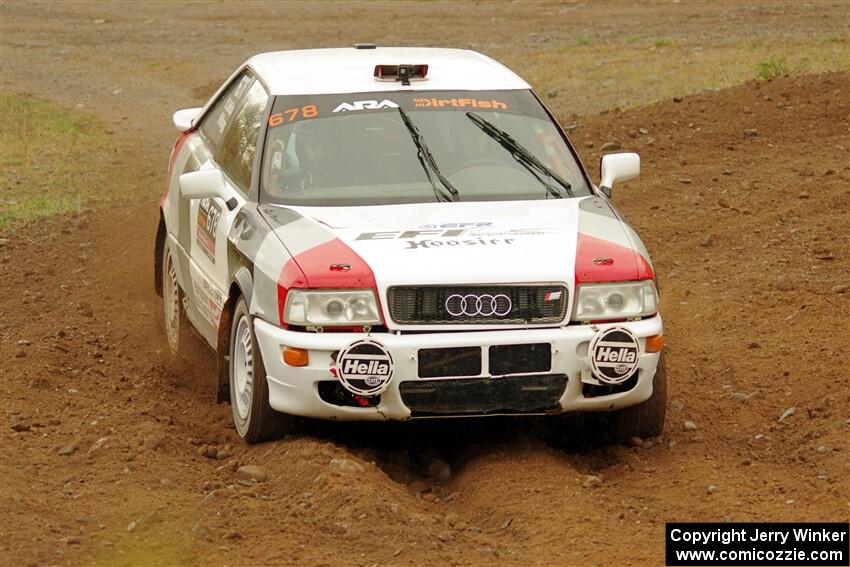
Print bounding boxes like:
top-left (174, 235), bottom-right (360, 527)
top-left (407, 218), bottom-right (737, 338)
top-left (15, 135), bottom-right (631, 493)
top-left (335, 338), bottom-right (395, 396)
top-left (332, 99), bottom-right (400, 113)
top-left (589, 327), bottom-right (640, 384)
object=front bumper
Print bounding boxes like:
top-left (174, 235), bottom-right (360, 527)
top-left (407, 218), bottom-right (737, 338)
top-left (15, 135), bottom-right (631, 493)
top-left (253, 315), bottom-right (663, 421)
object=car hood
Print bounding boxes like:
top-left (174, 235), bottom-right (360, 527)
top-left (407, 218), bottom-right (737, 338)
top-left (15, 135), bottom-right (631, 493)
top-left (259, 196), bottom-right (652, 289)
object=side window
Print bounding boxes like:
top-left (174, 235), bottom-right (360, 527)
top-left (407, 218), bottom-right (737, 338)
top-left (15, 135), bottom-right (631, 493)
top-left (216, 80), bottom-right (269, 191)
top-left (199, 72), bottom-right (254, 151)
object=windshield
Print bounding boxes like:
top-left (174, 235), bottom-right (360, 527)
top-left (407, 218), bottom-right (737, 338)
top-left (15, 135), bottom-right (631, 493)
top-left (261, 90), bottom-right (590, 206)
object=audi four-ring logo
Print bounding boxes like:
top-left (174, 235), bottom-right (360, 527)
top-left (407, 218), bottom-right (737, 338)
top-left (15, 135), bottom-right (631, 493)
top-left (445, 294), bottom-right (512, 317)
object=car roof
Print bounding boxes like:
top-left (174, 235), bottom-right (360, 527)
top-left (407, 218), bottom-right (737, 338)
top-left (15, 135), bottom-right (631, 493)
top-left (245, 47), bottom-right (531, 95)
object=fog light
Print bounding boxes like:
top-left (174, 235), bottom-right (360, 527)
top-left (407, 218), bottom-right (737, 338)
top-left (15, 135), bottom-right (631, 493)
top-left (645, 335), bottom-right (664, 353)
top-left (283, 347), bottom-right (309, 367)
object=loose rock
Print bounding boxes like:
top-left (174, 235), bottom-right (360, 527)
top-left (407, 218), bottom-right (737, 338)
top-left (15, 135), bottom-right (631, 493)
top-left (582, 475), bottom-right (603, 489)
top-left (235, 465), bottom-right (268, 483)
top-left (329, 458), bottom-right (365, 474)
top-left (778, 407), bottom-right (796, 422)
top-left (11, 421), bottom-right (31, 432)
top-left (601, 141), bottom-right (621, 151)
top-left (58, 444), bottom-right (79, 456)
top-left (684, 421), bottom-right (698, 431)
top-left (707, 485), bottom-right (718, 494)
top-left (774, 277), bottom-right (795, 292)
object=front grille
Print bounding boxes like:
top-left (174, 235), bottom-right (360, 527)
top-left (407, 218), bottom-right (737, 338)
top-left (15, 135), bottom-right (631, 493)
top-left (400, 373), bottom-right (568, 416)
top-left (387, 285), bottom-right (568, 325)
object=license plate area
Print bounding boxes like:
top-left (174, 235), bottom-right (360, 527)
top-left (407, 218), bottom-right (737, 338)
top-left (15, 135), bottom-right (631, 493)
top-left (418, 346), bottom-right (482, 378)
top-left (489, 343), bottom-right (551, 376)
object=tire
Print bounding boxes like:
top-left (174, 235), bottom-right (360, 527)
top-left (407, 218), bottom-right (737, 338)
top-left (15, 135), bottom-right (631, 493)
top-left (161, 243), bottom-right (190, 358)
top-left (228, 297), bottom-right (292, 443)
top-left (598, 351), bottom-right (667, 443)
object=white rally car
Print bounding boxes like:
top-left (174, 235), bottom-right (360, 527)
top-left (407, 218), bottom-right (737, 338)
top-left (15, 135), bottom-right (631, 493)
top-left (155, 46), bottom-right (666, 443)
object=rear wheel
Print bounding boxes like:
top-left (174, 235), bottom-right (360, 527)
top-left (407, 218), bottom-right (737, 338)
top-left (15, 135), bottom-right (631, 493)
top-left (229, 297), bottom-right (292, 443)
top-left (162, 244), bottom-right (189, 357)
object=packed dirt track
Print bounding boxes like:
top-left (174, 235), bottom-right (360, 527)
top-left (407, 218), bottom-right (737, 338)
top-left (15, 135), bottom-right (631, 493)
top-left (1, 2), bottom-right (849, 566)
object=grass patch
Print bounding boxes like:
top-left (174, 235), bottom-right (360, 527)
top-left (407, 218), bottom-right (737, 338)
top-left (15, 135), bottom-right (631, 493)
top-left (575, 35), bottom-right (591, 46)
top-left (653, 38), bottom-right (672, 48)
top-left (0, 95), bottom-right (112, 228)
top-left (506, 35), bottom-right (849, 116)
top-left (625, 35), bottom-right (640, 44)
top-left (754, 57), bottom-right (788, 80)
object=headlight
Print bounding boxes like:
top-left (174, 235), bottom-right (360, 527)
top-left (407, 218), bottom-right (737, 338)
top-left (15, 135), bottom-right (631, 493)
top-left (573, 280), bottom-right (658, 322)
top-left (284, 289), bottom-right (382, 326)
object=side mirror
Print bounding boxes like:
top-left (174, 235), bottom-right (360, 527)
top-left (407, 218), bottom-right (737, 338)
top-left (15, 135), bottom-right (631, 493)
top-left (172, 107), bottom-right (202, 132)
top-left (599, 152), bottom-right (640, 197)
top-left (180, 169), bottom-right (229, 202)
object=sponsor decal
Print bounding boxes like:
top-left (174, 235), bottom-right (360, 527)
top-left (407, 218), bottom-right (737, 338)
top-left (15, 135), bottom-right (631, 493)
top-left (354, 227), bottom-right (558, 250)
top-left (445, 293), bottom-right (512, 318)
top-left (332, 99), bottom-right (399, 113)
top-left (413, 97), bottom-right (507, 110)
top-left (335, 338), bottom-right (394, 396)
top-left (192, 277), bottom-right (224, 328)
top-left (589, 327), bottom-right (640, 384)
top-left (196, 198), bottom-right (222, 263)
top-left (544, 291), bottom-right (562, 301)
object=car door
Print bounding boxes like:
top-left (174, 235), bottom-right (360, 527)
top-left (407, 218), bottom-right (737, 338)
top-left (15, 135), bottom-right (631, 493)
top-left (185, 75), bottom-right (270, 346)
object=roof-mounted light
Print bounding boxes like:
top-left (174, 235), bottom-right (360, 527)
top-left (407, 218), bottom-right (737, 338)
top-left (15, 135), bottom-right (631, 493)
top-left (373, 64), bottom-right (428, 86)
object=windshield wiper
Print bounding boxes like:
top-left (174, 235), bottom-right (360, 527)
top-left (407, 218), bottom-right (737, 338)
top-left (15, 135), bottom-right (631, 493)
top-left (397, 107), bottom-right (459, 202)
top-left (466, 112), bottom-right (574, 199)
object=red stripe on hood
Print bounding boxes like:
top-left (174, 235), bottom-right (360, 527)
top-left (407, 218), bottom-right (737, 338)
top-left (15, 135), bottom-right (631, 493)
top-left (277, 238), bottom-right (378, 325)
top-left (575, 233), bottom-right (654, 284)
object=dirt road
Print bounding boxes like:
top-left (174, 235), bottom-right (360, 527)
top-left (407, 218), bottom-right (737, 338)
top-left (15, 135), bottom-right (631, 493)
top-left (1, 2), bottom-right (848, 566)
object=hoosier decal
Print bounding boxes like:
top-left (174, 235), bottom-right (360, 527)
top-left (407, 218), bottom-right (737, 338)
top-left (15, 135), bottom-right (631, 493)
top-left (335, 339), bottom-right (394, 396)
top-left (589, 327), bottom-right (641, 384)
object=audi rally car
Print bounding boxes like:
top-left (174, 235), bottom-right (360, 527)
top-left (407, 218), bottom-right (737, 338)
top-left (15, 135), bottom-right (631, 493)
top-left (155, 46), bottom-right (666, 443)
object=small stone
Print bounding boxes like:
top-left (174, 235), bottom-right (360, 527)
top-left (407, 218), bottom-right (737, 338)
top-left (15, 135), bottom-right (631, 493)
top-left (673, 95), bottom-right (683, 102)
top-left (235, 465), bottom-right (267, 483)
top-left (816, 446), bottom-right (827, 454)
top-left (14, 350), bottom-right (26, 358)
top-left (202, 481), bottom-right (222, 492)
top-left (743, 128), bottom-right (759, 137)
top-left (584, 141), bottom-right (594, 148)
top-left (58, 444), bottom-right (78, 456)
top-left (778, 407), bottom-right (796, 422)
top-left (747, 342), bottom-right (761, 349)
top-left (730, 392), bottom-right (751, 402)
top-left (11, 421), bottom-right (30, 432)
top-left (741, 459), bottom-right (752, 466)
top-left (628, 437), bottom-right (643, 448)
top-left (546, 89), bottom-right (558, 98)
top-left (786, 499), bottom-right (795, 505)
top-left (774, 277), bottom-right (795, 292)
top-left (408, 480), bottom-right (429, 494)
top-left (223, 531), bottom-right (242, 540)
top-left (718, 198), bottom-right (730, 208)
top-left (421, 492), bottom-right (437, 502)
top-left (707, 485), bottom-right (718, 494)
top-left (668, 439), bottom-right (679, 449)
top-left (215, 450), bottom-right (231, 460)
top-left (202, 446), bottom-right (218, 459)
top-left (639, 127), bottom-right (649, 135)
top-left (684, 421), bottom-right (698, 431)
top-left (582, 475), bottom-right (603, 489)
top-left (329, 458), bottom-right (364, 473)
top-left (600, 141), bottom-right (621, 152)
top-left (427, 458), bottom-right (452, 483)
top-left (61, 536), bottom-right (82, 545)
top-left (700, 235), bottom-right (713, 247)
top-left (830, 284), bottom-right (849, 294)
top-left (499, 517), bottom-right (513, 529)
top-left (798, 191), bottom-right (809, 199)
top-left (127, 521), bottom-right (137, 533)
top-left (671, 400), bottom-right (684, 412)
top-left (677, 177), bottom-right (693, 184)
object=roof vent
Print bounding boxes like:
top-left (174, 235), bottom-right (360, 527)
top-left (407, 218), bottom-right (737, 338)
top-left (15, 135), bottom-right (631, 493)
top-left (353, 43), bottom-right (377, 50)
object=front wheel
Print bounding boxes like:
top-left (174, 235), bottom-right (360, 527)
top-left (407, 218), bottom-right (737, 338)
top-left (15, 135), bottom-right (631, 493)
top-left (596, 352), bottom-right (667, 443)
top-left (229, 297), bottom-right (292, 443)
